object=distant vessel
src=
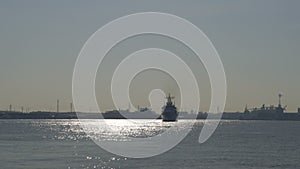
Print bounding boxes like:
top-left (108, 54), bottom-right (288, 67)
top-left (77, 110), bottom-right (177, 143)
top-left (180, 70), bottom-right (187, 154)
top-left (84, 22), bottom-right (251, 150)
top-left (162, 94), bottom-right (178, 122)
top-left (243, 93), bottom-right (287, 120)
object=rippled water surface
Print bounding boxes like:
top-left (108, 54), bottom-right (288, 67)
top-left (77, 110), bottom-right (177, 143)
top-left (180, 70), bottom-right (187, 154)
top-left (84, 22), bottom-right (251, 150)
top-left (0, 119), bottom-right (299, 169)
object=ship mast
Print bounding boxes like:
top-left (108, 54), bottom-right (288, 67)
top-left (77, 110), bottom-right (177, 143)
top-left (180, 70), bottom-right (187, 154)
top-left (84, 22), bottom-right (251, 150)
top-left (278, 93), bottom-right (283, 107)
top-left (166, 93), bottom-right (175, 105)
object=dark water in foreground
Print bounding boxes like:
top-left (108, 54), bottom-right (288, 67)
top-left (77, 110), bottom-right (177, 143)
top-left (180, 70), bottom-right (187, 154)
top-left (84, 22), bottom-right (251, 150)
top-left (0, 119), bottom-right (299, 169)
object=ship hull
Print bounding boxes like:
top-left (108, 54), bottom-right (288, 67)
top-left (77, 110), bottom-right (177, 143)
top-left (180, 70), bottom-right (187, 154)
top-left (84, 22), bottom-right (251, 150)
top-left (162, 113), bottom-right (178, 122)
top-left (162, 119), bottom-right (177, 122)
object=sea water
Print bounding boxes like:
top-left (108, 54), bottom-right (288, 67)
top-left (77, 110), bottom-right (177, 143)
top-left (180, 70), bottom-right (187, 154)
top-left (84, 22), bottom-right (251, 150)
top-left (0, 119), bottom-right (299, 169)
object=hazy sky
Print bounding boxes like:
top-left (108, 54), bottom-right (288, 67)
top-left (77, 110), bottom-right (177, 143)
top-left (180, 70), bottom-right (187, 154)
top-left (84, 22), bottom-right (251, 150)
top-left (1, 1), bottom-right (300, 112)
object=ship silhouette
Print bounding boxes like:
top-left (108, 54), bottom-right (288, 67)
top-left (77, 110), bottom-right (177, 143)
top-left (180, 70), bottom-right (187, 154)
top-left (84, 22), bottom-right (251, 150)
top-left (242, 93), bottom-right (287, 120)
top-left (161, 93), bottom-right (178, 122)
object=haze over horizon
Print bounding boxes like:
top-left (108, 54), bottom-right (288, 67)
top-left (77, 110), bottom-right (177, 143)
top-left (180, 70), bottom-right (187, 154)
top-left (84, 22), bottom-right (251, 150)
top-left (1, 1), bottom-right (300, 112)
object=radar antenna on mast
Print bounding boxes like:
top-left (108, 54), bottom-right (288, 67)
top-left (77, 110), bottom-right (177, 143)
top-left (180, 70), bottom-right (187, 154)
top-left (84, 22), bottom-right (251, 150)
top-left (278, 92), bottom-right (283, 106)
